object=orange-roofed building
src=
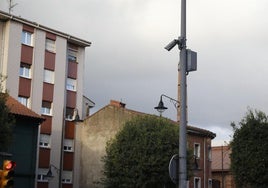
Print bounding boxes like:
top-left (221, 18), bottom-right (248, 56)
top-left (1, 95), bottom-right (45, 188)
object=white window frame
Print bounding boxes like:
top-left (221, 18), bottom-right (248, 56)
top-left (208, 179), bottom-right (212, 188)
top-left (194, 143), bottom-right (200, 158)
top-left (21, 30), bottom-right (33, 46)
top-left (37, 168), bottom-right (49, 182)
top-left (19, 63), bottom-right (31, 78)
top-left (45, 38), bottom-right (56, 52)
top-left (41, 101), bottom-right (52, 115)
top-left (63, 139), bottom-right (74, 152)
top-left (62, 170), bottom-right (72, 184)
top-left (39, 134), bottom-right (51, 148)
top-left (18, 96), bottom-right (30, 107)
top-left (43, 69), bottom-right (55, 84)
top-left (194, 177), bottom-right (201, 188)
top-left (65, 108), bottom-right (74, 120)
top-left (66, 78), bottom-right (76, 91)
top-left (68, 48), bottom-right (77, 62)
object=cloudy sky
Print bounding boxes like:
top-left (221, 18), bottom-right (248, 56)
top-left (1, 0), bottom-right (268, 145)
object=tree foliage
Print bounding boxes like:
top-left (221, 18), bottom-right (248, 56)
top-left (230, 109), bottom-right (268, 188)
top-left (101, 115), bottom-right (181, 188)
top-left (0, 93), bottom-right (14, 151)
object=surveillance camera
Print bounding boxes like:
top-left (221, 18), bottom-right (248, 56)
top-left (164, 39), bottom-right (178, 51)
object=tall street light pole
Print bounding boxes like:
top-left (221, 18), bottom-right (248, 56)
top-left (179, 0), bottom-right (187, 187)
top-left (164, 0), bottom-right (197, 187)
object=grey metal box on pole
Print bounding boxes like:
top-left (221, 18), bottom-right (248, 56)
top-left (178, 50), bottom-right (197, 72)
top-left (186, 49), bottom-right (197, 72)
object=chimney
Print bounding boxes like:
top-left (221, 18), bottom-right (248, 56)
top-left (110, 100), bottom-right (126, 108)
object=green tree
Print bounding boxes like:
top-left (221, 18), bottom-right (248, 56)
top-left (0, 92), bottom-right (14, 151)
top-left (0, 75), bottom-right (15, 151)
top-left (101, 115), bottom-right (192, 188)
top-left (230, 109), bottom-right (268, 188)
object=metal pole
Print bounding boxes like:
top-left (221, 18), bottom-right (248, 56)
top-left (179, 0), bottom-right (187, 187)
top-left (222, 145), bottom-right (224, 188)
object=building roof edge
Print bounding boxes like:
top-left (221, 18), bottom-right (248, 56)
top-left (5, 94), bottom-right (45, 122)
top-left (88, 100), bottom-right (216, 139)
top-left (0, 10), bottom-right (91, 47)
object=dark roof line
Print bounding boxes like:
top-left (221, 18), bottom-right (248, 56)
top-left (0, 10), bottom-right (91, 47)
top-left (6, 95), bottom-right (45, 123)
top-left (88, 100), bottom-right (216, 139)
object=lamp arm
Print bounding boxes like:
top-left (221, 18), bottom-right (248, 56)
top-left (161, 94), bottom-right (180, 109)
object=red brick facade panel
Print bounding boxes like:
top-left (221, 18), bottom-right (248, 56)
top-left (68, 43), bottom-right (78, 50)
top-left (18, 77), bottom-right (31, 97)
top-left (62, 184), bottom-right (73, 188)
top-left (65, 121), bottom-right (75, 139)
top-left (37, 182), bottom-right (48, 188)
top-left (38, 148), bottom-right (51, 168)
top-left (40, 116), bottom-right (52, 134)
top-left (44, 51), bottom-right (55, 70)
top-left (23, 24), bottom-right (34, 33)
top-left (187, 134), bottom-right (213, 188)
top-left (42, 83), bottom-right (54, 102)
top-left (67, 61), bottom-right (77, 79)
top-left (63, 152), bottom-right (74, 170)
top-left (66, 90), bottom-right (76, 108)
top-left (46, 32), bottom-right (56, 41)
top-left (21, 45), bottom-right (33, 64)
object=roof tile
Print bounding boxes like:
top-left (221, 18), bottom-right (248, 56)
top-left (6, 95), bottom-right (45, 121)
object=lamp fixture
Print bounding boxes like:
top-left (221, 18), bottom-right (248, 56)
top-left (154, 97), bottom-right (168, 115)
top-left (154, 94), bottom-right (179, 116)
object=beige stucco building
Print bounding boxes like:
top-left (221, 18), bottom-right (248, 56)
top-left (79, 100), bottom-right (216, 188)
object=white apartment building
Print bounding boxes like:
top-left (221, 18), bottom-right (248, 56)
top-left (0, 10), bottom-right (91, 188)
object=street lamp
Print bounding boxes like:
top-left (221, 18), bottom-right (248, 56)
top-left (154, 94), bottom-right (179, 117)
top-left (164, 0), bottom-right (197, 187)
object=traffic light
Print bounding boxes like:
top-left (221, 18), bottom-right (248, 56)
top-left (0, 160), bottom-right (16, 188)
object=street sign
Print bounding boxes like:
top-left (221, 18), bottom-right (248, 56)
top-left (169, 154), bottom-right (179, 184)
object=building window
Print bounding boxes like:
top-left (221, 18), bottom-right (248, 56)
top-left (208, 179), bottom-right (212, 188)
top-left (21, 30), bottom-right (33, 46)
top-left (41, 101), bottom-right (52, 115)
top-left (65, 107), bottom-right (74, 120)
top-left (19, 63), bottom-right (31, 78)
top-left (194, 177), bottom-right (201, 188)
top-left (194, 143), bottom-right (200, 158)
top-left (208, 146), bottom-right (212, 161)
top-left (18, 96), bottom-right (29, 107)
top-left (45, 38), bottom-right (56, 52)
top-left (43, 69), bottom-right (54, 84)
top-left (66, 78), bottom-right (76, 91)
top-left (68, 48), bottom-right (77, 62)
top-left (63, 139), bottom-right (74, 152)
top-left (37, 168), bottom-right (49, 182)
top-left (39, 134), bottom-right (51, 148)
top-left (62, 171), bottom-right (72, 184)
